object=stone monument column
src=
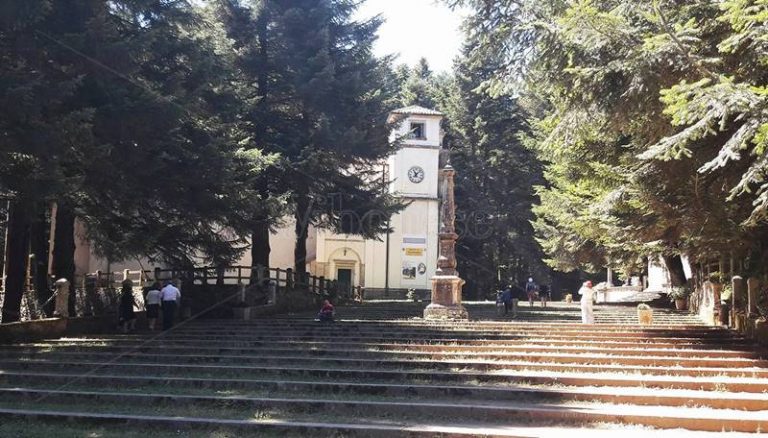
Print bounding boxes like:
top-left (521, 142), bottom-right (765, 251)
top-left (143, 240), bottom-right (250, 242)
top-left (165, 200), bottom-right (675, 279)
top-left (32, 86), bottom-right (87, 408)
top-left (424, 164), bottom-right (468, 320)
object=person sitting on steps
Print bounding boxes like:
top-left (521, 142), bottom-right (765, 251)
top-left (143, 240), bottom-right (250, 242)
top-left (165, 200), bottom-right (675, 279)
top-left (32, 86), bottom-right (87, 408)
top-left (317, 299), bottom-right (335, 322)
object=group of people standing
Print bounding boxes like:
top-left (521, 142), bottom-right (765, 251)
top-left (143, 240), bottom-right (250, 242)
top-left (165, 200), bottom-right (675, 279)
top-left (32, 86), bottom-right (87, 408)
top-left (497, 277), bottom-right (551, 316)
top-left (497, 277), bottom-right (597, 324)
top-left (118, 280), bottom-right (182, 332)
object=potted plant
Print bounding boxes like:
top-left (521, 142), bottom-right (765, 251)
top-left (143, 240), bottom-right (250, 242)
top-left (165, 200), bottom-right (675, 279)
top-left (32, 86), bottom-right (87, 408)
top-left (637, 303), bottom-right (653, 325)
top-left (668, 286), bottom-right (691, 310)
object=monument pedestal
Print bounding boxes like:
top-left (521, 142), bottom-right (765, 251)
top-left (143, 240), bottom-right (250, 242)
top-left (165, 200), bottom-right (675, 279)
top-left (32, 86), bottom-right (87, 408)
top-left (424, 275), bottom-right (467, 320)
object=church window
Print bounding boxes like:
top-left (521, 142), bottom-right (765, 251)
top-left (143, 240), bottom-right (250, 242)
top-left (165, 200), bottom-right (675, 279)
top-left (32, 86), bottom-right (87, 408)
top-left (409, 122), bottom-right (426, 139)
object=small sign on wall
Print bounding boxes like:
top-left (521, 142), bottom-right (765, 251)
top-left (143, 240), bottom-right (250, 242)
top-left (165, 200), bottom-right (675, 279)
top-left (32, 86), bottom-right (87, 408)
top-left (402, 235), bottom-right (427, 285)
top-left (405, 248), bottom-right (424, 257)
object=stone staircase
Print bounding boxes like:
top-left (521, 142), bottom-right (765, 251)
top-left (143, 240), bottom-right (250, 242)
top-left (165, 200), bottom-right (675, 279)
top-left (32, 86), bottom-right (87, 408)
top-left (0, 301), bottom-right (765, 437)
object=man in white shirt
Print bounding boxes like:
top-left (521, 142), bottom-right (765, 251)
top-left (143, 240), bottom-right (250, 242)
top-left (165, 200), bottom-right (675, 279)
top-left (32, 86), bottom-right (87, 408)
top-left (160, 281), bottom-right (181, 330)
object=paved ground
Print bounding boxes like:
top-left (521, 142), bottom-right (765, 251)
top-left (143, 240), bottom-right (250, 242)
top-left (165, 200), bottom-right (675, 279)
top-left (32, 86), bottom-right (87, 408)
top-left (0, 301), bottom-right (764, 436)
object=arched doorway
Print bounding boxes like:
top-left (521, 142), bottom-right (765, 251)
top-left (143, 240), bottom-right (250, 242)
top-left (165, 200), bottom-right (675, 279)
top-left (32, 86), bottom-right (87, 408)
top-left (326, 247), bottom-right (363, 297)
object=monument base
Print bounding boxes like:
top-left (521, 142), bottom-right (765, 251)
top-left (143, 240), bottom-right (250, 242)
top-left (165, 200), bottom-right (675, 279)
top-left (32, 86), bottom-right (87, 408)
top-left (423, 303), bottom-right (468, 320)
top-left (424, 275), bottom-right (468, 320)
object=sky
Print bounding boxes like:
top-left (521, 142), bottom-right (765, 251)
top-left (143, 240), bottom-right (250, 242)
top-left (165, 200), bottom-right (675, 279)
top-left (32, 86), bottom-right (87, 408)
top-left (354, 0), bottom-right (468, 73)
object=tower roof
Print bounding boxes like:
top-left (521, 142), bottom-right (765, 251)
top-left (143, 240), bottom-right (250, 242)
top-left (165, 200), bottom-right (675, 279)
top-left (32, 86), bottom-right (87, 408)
top-left (390, 105), bottom-right (444, 117)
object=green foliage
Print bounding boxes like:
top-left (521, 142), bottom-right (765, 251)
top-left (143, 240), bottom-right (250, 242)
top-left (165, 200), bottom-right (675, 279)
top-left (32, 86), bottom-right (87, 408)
top-left (400, 49), bottom-right (553, 295)
top-left (209, 0), bottom-right (404, 273)
top-left (708, 271), bottom-right (725, 284)
top-left (668, 285), bottom-right (691, 300)
top-left (455, 0), bottom-right (768, 275)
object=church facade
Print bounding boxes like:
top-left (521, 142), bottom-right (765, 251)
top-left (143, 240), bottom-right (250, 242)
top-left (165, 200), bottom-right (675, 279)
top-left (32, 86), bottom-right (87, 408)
top-left (235, 105), bottom-right (444, 296)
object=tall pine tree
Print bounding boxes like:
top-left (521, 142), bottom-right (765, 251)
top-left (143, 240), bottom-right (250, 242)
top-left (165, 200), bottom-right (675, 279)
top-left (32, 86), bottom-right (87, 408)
top-left (216, 0), bottom-right (401, 277)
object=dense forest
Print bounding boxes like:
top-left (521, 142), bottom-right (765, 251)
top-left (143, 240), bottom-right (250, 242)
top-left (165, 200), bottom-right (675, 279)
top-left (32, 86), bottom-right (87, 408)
top-left (0, 0), bottom-right (550, 321)
top-left (452, 0), bottom-right (768, 287)
top-left (7, 0), bottom-right (761, 321)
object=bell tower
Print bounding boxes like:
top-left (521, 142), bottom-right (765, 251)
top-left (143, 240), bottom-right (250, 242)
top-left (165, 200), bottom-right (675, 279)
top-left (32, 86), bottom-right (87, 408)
top-left (384, 105), bottom-right (444, 292)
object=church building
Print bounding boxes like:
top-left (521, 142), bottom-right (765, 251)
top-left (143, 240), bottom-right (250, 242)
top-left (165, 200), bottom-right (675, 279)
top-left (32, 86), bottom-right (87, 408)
top-left (255, 105), bottom-right (445, 296)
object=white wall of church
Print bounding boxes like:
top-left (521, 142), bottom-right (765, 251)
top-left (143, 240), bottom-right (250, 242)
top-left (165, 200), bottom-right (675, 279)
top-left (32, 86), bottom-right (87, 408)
top-left (389, 148), bottom-right (440, 198)
top-left (234, 219), bottom-right (317, 272)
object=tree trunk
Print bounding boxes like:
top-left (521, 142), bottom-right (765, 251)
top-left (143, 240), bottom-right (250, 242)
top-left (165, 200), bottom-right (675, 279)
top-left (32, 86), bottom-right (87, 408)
top-left (249, 218), bottom-right (271, 284)
top-left (662, 254), bottom-right (687, 287)
top-left (293, 194), bottom-right (311, 277)
top-left (248, 11), bottom-right (272, 286)
top-left (30, 209), bottom-right (52, 316)
top-left (51, 203), bottom-right (77, 316)
top-left (1, 201), bottom-right (32, 323)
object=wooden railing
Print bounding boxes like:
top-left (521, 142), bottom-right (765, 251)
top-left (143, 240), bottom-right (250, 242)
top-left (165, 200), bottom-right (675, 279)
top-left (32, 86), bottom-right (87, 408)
top-left (3, 265), bottom-right (363, 322)
top-left (78, 265), bottom-right (361, 299)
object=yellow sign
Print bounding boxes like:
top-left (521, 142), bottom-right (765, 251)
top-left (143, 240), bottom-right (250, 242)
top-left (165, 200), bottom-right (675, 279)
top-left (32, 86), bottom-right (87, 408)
top-left (405, 248), bottom-right (424, 256)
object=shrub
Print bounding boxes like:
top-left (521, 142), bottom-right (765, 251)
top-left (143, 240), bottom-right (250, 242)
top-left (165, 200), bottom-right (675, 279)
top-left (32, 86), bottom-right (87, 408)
top-left (668, 285), bottom-right (691, 301)
top-left (721, 285), bottom-right (733, 302)
top-left (708, 272), bottom-right (724, 284)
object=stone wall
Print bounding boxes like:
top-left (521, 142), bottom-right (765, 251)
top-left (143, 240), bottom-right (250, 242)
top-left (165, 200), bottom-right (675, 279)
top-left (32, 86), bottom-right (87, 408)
top-left (690, 281), bottom-right (720, 325)
top-left (0, 316), bottom-right (114, 344)
top-left (691, 276), bottom-right (768, 345)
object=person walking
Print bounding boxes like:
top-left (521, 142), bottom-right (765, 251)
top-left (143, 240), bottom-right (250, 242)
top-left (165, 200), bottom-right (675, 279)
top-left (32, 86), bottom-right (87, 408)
top-left (578, 280), bottom-right (595, 324)
top-left (160, 280), bottom-right (181, 330)
top-left (539, 284), bottom-right (550, 308)
top-left (118, 279), bottom-right (137, 333)
top-left (525, 277), bottom-right (538, 308)
top-left (144, 282), bottom-right (162, 330)
top-left (501, 286), bottom-right (513, 315)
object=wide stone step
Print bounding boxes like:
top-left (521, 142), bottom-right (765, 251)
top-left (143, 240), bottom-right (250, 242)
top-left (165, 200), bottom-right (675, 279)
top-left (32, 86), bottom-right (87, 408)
top-left (166, 328), bottom-right (740, 340)
top-left (25, 338), bottom-right (759, 359)
top-left (2, 365), bottom-right (767, 392)
top-left (6, 376), bottom-right (768, 410)
top-left (0, 407), bottom-right (756, 437)
top-left (187, 317), bottom-right (711, 326)
top-left (0, 390), bottom-right (765, 433)
top-left (7, 343), bottom-right (762, 368)
top-left (173, 321), bottom-right (724, 333)
top-left (4, 351), bottom-right (767, 379)
top-left (65, 334), bottom-right (755, 349)
top-left (175, 317), bottom-right (717, 327)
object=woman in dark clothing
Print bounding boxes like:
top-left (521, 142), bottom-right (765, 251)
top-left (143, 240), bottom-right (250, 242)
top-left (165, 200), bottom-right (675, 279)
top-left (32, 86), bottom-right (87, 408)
top-left (119, 280), bottom-right (137, 333)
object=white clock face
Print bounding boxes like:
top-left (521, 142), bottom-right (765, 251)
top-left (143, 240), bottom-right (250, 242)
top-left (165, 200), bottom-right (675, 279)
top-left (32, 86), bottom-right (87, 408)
top-left (408, 166), bottom-right (425, 183)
